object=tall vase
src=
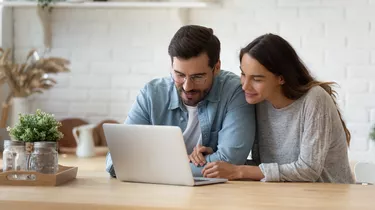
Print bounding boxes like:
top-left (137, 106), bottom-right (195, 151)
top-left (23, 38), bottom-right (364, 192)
top-left (10, 97), bottom-right (29, 128)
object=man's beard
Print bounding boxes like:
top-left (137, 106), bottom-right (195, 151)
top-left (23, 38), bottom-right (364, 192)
top-left (178, 87), bottom-right (210, 106)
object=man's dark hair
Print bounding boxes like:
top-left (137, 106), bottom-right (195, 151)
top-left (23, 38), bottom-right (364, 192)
top-left (168, 25), bottom-right (221, 68)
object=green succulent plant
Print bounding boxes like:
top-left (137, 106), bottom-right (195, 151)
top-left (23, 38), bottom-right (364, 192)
top-left (38, 0), bottom-right (55, 9)
top-left (7, 109), bottom-right (63, 142)
top-left (370, 125), bottom-right (375, 142)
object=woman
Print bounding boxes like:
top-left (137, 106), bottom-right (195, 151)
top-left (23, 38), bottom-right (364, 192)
top-left (201, 34), bottom-right (354, 183)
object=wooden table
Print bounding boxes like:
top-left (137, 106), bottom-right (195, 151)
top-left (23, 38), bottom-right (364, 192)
top-left (0, 155), bottom-right (375, 210)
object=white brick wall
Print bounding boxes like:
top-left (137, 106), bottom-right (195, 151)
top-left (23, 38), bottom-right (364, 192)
top-left (1, 6), bottom-right (13, 125)
top-left (9, 0), bottom-right (375, 162)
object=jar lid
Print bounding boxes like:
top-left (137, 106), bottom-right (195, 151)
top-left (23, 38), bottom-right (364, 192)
top-left (4, 140), bottom-right (25, 147)
top-left (34, 141), bottom-right (57, 148)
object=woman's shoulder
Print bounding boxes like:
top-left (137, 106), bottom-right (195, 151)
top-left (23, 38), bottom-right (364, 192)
top-left (302, 85), bottom-right (338, 113)
top-left (304, 85), bottom-right (334, 103)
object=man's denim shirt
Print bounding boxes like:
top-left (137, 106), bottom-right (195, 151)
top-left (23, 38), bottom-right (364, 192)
top-left (106, 70), bottom-right (256, 177)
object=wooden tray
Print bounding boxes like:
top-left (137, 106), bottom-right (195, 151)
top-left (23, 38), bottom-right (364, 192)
top-left (0, 165), bottom-right (78, 186)
top-left (59, 146), bottom-right (108, 156)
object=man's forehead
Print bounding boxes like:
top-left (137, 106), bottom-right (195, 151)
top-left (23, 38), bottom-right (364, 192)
top-left (172, 57), bottom-right (211, 74)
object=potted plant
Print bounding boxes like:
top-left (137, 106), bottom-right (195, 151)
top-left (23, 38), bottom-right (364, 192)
top-left (7, 109), bottom-right (63, 174)
top-left (370, 125), bottom-right (375, 162)
top-left (37, 0), bottom-right (55, 50)
top-left (370, 125), bottom-right (375, 142)
top-left (38, 0), bottom-right (55, 9)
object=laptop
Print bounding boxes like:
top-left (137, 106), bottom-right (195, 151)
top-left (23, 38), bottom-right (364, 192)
top-left (103, 124), bottom-right (228, 186)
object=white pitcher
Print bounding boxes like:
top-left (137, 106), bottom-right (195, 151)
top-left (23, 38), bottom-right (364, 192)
top-left (72, 124), bottom-right (96, 158)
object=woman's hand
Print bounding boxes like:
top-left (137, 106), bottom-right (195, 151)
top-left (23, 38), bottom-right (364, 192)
top-left (202, 161), bottom-right (242, 180)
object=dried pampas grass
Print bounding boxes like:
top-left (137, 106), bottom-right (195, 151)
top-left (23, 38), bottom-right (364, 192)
top-left (0, 48), bottom-right (70, 128)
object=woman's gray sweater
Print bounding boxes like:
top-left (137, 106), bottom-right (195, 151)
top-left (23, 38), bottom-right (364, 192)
top-left (253, 86), bottom-right (354, 183)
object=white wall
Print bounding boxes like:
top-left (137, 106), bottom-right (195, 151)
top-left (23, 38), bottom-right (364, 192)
top-left (1, 5), bottom-right (13, 151)
top-left (1, 6), bottom-right (13, 109)
top-left (9, 0), bottom-right (375, 162)
top-left (0, 3), bottom-right (3, 152)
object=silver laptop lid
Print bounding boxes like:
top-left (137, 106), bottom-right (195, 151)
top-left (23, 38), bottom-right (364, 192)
top-left (103, 124), bottom-right (195, 186)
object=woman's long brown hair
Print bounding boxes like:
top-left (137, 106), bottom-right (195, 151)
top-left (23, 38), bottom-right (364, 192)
top-left (240, 34), bottom-right (351, 146)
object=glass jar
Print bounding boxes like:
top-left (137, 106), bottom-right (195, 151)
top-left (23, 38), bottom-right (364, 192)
top-left (28, 142), bottom-right (59, 174)
top-left (2, 140), bottom-right (27, 172)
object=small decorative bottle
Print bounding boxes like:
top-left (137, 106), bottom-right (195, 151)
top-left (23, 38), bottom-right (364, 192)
top-left (28, 142), bottom-right (59, 174)
top-left (2, 140), bottom-right (27, 180)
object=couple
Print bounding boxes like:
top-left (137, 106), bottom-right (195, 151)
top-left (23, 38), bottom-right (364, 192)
top-left (106, 25), bottom-right (354, 184)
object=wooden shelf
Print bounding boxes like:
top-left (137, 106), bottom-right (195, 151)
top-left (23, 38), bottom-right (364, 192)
top-left (0, 0), bottom-right (217, 49)
top-left (0, 1), bottom-right (216, 8)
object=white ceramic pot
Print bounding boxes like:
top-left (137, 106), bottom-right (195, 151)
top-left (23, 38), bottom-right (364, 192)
top-left (10, 97), bottom-right (30, 127)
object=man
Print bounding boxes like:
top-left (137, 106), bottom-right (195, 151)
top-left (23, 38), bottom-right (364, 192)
top-left (106, 25), bottom-right (255, 177)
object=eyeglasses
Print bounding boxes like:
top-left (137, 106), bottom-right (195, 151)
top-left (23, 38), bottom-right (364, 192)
top-left (171, 67), bottom-right (215, 85)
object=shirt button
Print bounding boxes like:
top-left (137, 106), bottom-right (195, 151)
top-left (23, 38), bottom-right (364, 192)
top-left (180, 117), bottom-right (184, 121)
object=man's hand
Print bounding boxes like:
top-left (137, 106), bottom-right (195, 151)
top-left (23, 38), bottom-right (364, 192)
top-left (202, 161), bottom-right (242, 180)
top-left (188, 145), bottom-right (213, 166)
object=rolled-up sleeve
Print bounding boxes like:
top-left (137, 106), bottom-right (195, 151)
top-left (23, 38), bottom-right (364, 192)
top-left (106, 152), bottom-right (116, 177)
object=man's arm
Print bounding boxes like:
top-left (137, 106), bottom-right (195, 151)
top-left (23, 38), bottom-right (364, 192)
top-left (192, 87), bottom-right (256, 177)
top-left (105, 86), bottom-right (151, 177)
top-left (125, 87), bottom-right (151, 125)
